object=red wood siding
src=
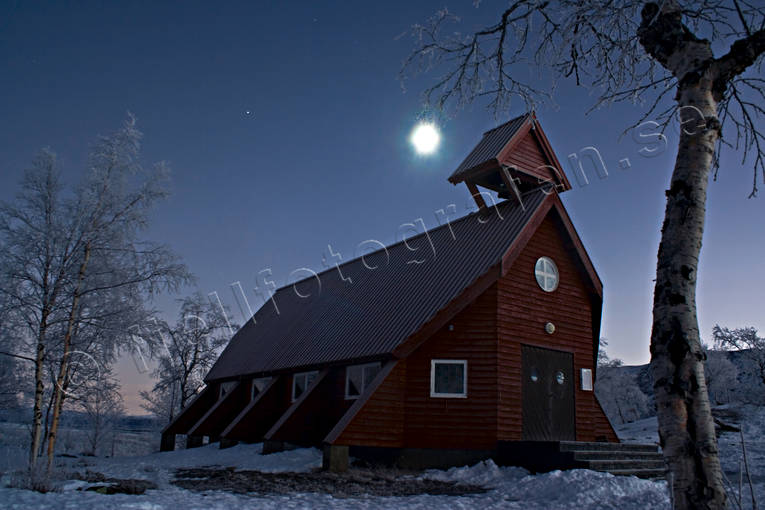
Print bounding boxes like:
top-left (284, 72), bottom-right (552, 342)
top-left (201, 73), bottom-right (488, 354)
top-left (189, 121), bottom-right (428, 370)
top-left (164, 386), bottom-right (217, 435)
top-left (222, 376), bottom-right (292, 441)
top-left (336, 286), bottom-right (499, 450)
top-left (190, 381), bottom-right (250, 437)
top-left (500, 131), bottom-right (556, 185)
top-left (270, 368), bottom-right (355, 444)
top-left (402, 285), bottom-right (499, 450)
top-left (496, 211), bottom-right (617, 442)
top-left (334, 361), bottom-right (406, 447)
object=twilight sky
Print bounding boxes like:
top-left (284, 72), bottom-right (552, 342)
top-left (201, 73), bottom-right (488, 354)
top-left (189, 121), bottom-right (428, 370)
top-left (1, 1), bottom-right (763, 414)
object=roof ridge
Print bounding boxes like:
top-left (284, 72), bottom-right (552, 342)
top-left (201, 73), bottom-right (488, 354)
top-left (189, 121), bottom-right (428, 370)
top-left (275, 189), bottom-right (546, 293)
top-left (482, 112), bottom-right (530, 135)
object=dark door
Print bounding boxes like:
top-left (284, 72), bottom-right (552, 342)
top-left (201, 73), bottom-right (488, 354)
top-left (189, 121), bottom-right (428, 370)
top-left (521, 344), bottom-right (575, 441)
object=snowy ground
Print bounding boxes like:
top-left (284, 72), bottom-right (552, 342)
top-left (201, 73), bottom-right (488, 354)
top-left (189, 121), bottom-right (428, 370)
top-left (616, 403), bottom-right (765, 507)
top-left (3, 404), bottom-right (762, 510)
top-left (0, 442), bottom-right (670, 509)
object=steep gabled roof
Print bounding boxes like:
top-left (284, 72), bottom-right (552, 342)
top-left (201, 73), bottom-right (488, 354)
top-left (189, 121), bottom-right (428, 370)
top-left (205, 189), bottom-right (550, 382)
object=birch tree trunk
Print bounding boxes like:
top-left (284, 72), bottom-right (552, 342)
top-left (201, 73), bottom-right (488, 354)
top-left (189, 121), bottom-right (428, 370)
top-left (650, 82), bottom-right (726, 508)
top-left (29, 321), bottom-right (47, 469)
top-left (46, 242), bottom-right (91, 470)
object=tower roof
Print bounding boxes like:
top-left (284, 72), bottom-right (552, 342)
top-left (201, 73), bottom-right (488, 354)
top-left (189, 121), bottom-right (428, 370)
top-left (448, 112), bottom-right (571, 194)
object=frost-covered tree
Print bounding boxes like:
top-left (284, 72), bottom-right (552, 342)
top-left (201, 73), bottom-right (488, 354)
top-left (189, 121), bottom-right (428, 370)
top-left (596, 366), bottom-right (652, 424)
top-left (70, 369), bottom-right (124, 456)
top-left (140, 379), bottom-right (179, 426)
top-left (403, 2), bottom-right (765, 506)
top-left (703, 346), bottom-right (738, 405)
top-left (0, 303), bottom-right (29, 409)
top-left (596, 352), bottom-right (651, 424)
top-left (713, 324), bottom-right (765, 388)
top-left (0, 354), bottom-right (26, 409)
top-left (140, 294), bottom-right (232, 423)
top-left (597, 338), bottom-right (613, 366)
top-left (0, 116), bottom-right (190, 470)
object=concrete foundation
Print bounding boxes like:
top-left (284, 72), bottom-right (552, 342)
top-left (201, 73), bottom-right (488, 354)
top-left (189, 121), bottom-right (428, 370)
top-left (322, 445), bottom-right (349, 472)
top-left (160, 433), bottom-right (175, 452)
top-left (186, 435), bottom-right (204, 448)
top-left (219, 437), bottom-right (239, 449)
top-left (262, 439), bottom-right (285, 454)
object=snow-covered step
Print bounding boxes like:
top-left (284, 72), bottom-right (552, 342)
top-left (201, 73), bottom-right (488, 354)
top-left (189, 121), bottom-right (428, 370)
top-left (572, 450), bottom-right (664, 461)
top-left (583, 459), bottom-right (666, 471)
top-left (559, 441), bottom-right (659, 453)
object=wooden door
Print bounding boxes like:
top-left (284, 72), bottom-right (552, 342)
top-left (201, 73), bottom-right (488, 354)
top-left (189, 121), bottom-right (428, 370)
top-left (521, 344), bottom-right (575, 441)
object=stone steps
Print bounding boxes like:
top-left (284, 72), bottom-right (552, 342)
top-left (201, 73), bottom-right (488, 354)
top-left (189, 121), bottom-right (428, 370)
top-left (572, 450), bottom-right (663, 461)
top-left (558, 442), bottom-right (666, 479)
top-left (559, 441), bottom-right (659, 453)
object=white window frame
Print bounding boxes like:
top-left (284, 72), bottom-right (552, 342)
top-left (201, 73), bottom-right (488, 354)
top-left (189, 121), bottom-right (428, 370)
top-left (219, 381), bottom-right (237, 400)
top-left (534, 256), bottom-right (559, 292)
top-left (292, 370), bottom-right (318, 402)
top-left (251, 377), bottom-right (272, 400)
top-left (345, 362), bottom-right (382, 400)
top-left (430, 359), bottom-right (468, 398)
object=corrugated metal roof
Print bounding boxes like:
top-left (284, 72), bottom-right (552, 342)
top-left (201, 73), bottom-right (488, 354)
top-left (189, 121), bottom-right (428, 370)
top-left (205, 189), bottom-right (548, 382)
top-left (449, 113), bottom-right (530, 183)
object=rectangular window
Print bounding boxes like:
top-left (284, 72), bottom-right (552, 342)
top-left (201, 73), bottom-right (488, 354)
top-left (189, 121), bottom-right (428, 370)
top-left (345, 362), bottom-right (382, 399)
top-left (251, 377), bottom-right (272, 400)
top-left (430, 359), bottom-right (467, 398)
top-left (292, 371), bottom-right (318, 402)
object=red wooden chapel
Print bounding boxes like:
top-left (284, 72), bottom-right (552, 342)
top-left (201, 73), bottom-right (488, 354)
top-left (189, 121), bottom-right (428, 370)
top-left (160, 113), bottom-right (622, 473)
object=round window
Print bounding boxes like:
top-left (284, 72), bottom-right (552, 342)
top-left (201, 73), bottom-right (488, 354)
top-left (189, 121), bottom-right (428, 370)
top-left (535, 257), bottom-right (559, 292)
top-left (530, 368), bottom-right (539, 383)
top-left (555, 371), bottom-right (565, 385)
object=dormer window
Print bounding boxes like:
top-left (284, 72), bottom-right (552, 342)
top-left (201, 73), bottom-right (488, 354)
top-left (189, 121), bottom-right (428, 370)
top-left (292, 371), bottom-right (318, 402)
top-left (218, 381), bottom-right (237, 400)
top-left (251, 377), bottom-right (272, 400)
top-left (345, 362), bottom-right (381, 399)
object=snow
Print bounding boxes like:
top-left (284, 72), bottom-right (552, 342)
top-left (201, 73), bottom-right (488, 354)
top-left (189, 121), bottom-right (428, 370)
top-left (615, 415), bottom-right (659, 444)
top-left (616, 404), bottom-right (765, 507)
top-left (60, 443), bottom-right (323, 484)
top-left (422, 460), bottom-right (668, 509)
top-left (0, 442), bottom-right (671, 510)
top-left (9, 403), bottom-right (765, 510)
top-left (3, 401), bottom-right (763, 509)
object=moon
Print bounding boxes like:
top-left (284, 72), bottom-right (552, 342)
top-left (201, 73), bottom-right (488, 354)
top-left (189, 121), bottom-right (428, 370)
top-left (410, 123), bottom-right (440, 155)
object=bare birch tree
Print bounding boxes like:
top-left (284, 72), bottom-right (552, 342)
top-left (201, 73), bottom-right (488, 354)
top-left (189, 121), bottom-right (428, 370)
top-left (0, 115), bottom-right (190, 470)
top-left (71, 369), bottom-right (125, 456)
top-left (713, 324), bottom-right (765, 387)
top-left (402, 1), bottom-right (765, 508)
top-left (140, 294), bottom-right (232, 423)
top-left (703, 346), bottom-right (738, 405)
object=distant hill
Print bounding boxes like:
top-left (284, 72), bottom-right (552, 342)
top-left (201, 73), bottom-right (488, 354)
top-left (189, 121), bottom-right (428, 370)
top-left (596, 348), bottom-right (765, 425)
